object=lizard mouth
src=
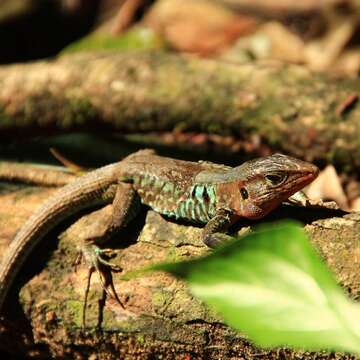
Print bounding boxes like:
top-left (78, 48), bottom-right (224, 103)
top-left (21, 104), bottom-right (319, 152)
top-left (302, 172), bottom-right (317, 184)
top-left (276, 166), bottom-right (319, 200)
top-left (291, 171), bottom-right (318, 192)
top-left (301, 166), bottom-right (319, 185)
top-left (291, 161), bottom-right (319, 189)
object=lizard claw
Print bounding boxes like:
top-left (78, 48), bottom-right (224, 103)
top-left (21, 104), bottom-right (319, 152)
top-left (203, 232), bottom-right (233, 248)
top-left (96, 248), bottom-right (122, 271)
top-left (80, 244), bottom-right (125, 328)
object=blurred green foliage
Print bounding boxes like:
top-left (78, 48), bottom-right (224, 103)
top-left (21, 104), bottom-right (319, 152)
top-left (153, 221), bottom-right (360, 354)
top-left (62, 26), bottom-right (165, 53)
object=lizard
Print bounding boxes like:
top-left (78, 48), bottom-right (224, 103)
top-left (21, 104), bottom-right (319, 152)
top-left (0, 149), bottom-right (319, 317)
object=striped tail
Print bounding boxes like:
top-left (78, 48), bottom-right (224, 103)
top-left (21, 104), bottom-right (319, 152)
top-left (0, 163), bottom-right (119, 311)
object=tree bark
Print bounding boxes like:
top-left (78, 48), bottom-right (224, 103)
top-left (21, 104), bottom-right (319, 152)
top-left (1, 50), bottom-right (360, 171)
top-left (0, 180), bottom-right (358, 359)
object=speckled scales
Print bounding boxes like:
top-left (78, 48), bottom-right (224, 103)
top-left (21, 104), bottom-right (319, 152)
top-left (0, 149), bottom-right (319, 311)
top-left (132, 174), bottom-right (217, 223)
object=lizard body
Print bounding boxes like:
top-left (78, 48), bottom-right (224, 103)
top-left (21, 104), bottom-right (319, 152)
top-left (0, 149), bottom-right (319, 313)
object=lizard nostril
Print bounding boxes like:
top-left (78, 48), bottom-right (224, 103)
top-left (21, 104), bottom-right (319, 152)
top-left (307, 164), bottom-right (319, 179)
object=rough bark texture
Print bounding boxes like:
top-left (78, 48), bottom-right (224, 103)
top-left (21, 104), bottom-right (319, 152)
top-left (1, 50), bottom-right (360, 172)
top-left (0, 181), bottom-right (359, 359)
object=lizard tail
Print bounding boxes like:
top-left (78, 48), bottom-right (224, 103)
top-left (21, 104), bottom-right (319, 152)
top-left (0, 163), bottom-right (119, 311)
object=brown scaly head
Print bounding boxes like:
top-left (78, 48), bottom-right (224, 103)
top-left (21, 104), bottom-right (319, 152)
top-left (217, 154), bottom-right (319, 219)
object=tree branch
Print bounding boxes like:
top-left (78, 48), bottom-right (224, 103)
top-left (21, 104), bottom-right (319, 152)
top-left (0, 182), bottom-right (357, 359)
top-left (1, 50), bottom-right (360, 170)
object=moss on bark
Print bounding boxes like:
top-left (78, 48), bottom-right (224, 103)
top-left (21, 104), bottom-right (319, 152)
top-left (0, 183), bottom-right (359, 359)
top-left (1, 51), bottom-right (360, 170)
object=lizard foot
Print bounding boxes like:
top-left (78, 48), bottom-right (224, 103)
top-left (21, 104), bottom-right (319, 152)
top-left (79, 244), bottom-right (125, 328)
top-left (203, 232), bottom-right (233, 248)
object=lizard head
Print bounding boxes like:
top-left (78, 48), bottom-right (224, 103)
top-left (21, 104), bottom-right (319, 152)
top-left (228, 153), bottom-right (319, 219)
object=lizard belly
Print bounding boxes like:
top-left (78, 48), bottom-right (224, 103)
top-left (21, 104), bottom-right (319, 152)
top-left (173, 184), bottom-right (217, 223)
top-left (133, 176), bottom-right (217, 223)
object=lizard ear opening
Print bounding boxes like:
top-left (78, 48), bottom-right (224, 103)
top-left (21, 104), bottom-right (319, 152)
top-left (240, 187), bottom-right (249, 200)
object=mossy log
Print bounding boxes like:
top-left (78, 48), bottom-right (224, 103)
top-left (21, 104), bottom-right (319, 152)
top-left (1, 50), bottom-right (360, 171)
top-left (0, 181), bottom-right (359, 359)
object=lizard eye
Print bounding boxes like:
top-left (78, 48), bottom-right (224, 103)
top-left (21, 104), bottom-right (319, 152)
top-left (265, 173), bottom-right (287, 186)
top-left (240, 187), bottom-right (248, 200)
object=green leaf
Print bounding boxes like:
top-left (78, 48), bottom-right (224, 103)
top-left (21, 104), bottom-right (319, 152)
top-left (153, 221), bottom-right (360, 354)
top-left (62, 27), bottom-right (165, 54)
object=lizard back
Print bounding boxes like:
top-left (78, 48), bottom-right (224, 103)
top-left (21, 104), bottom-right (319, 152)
top-left (120, 152), bottom-right (229, 223)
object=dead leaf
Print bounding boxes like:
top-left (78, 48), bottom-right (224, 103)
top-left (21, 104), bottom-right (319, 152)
top-left (350, 197), bottom-right (360, 211)
top-left (332, 48), bottom-right (360, 77)
top-left (144, 0), bottom-right (257, 56)
top-left (111, 0), bottom-right (144, 35)
top-left (258, 22), bottom-right (305, 63)
top-left (216, 0), bottom-right (343, 15)
top-left (304, 164), bottom-right (348, 210)
top-left (305, 17), bottom-right (356, 71)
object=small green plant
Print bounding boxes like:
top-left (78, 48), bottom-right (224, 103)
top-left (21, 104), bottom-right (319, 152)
top-left (63, 27), bottom-right (164, 53)
top-left (152, 221), bottom-right (360, 354)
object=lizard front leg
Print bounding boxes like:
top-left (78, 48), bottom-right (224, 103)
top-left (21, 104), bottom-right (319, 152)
top-left (202, 208), bottom-right (237, 248)
top-left (79, 182), bottom-right (141, 326)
